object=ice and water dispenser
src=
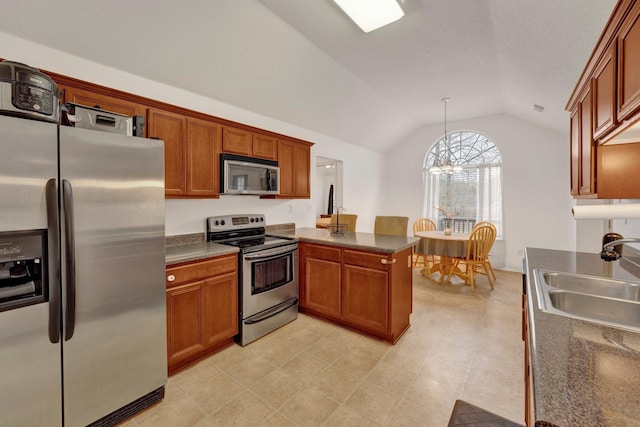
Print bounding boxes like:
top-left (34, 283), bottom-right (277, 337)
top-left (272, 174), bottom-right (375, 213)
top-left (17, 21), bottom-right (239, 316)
top-left (0, 230), bottom-right (47, 312)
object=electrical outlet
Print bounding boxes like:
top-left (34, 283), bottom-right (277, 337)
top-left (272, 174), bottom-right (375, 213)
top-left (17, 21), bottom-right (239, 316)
top-left (307, 204), bottom-right (313, 212)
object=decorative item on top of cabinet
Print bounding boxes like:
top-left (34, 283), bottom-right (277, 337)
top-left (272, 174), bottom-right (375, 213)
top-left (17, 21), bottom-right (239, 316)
top-left (273, 138), bottom-right (312, 199)
top-left (166, 254), bottom-right (238, 375)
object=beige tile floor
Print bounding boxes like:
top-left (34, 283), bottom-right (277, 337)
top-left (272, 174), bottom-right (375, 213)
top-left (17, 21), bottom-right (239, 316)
top-left (125, 268), bottom-right (525, 426)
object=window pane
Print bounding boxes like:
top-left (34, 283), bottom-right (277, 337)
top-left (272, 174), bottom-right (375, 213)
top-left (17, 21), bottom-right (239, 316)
top-left (423, 132), bottom-right (503, 237)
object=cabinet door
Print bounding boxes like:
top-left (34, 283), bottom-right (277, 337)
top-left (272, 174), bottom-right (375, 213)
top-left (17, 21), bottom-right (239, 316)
top-left (253, 134), bottom-right (278, 160)
top-left (63, 86), bottom-right (147, 118)
top-left (618, 2), bottom-right (640, 121)
top-left (276, 139), bottom-right (311, 198)
top-left (579, 87), bottom-right (595, 195)
top-left (166, 283), bottom-right (203, 364)
top-left (278, 139), bottom-right (295, 197)
top-left (304, 257), bottom-right (342, 318)
top-left (342, 264), bottom-right (389, 334)
top-left (294, 142), bottom-right (311, 198)
top-left (148, 108), bottom-right (187, 197)
top-left (201, 272), bottom-right (238, 347)
top-left (222, 126), bottom-right (252, 156)
top-left (570, 105), bottom-right (580, 197)
top-left (593, 44), bottom-right (617, 140)
top-left (187, 118), bottom-right (219, 197)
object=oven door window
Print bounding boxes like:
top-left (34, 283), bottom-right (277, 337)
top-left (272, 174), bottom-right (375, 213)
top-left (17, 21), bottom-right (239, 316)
top-left (252, 253), bottom-right (293, 294)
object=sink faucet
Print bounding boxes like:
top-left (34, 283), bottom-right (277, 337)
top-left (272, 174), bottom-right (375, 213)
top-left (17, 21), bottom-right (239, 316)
top-left (601, 237), bottom-right (640, 261)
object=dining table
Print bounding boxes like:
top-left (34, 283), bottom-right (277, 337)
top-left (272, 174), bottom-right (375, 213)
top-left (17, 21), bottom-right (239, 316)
top-left (415, 230), bottom-right (470, 284)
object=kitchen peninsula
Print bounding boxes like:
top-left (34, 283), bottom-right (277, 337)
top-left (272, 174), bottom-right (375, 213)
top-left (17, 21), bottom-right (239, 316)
top-left (271, 227), bottom-right (419, 344)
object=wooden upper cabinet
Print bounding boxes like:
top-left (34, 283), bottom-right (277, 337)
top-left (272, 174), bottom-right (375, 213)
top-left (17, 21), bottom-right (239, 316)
top-left (147, 108), bottom-right (187, 197)
top-left (569, 85), bottom-right (596, 198)
top-left (186, 118), bottom-right (220, 197)
top-left (294, 142), bottom-right (311, 198)
top-left (221, 126), bottom-right (252, 156)
top-left (63, 86), bottom-right (147, 118)
top-left (276, 139), bottom-right (311, 199)
top-left (579, 87), bottom-right (595, 196)
top-left (252, 134), bottom-right (278, 160)
top-left (570, 105), bottom-right (580, 197)
top-left (593, 43), bottom-right (617, 140)
top-left (221, 127), bottom-right (278, 160)
top-left (617, 1), bottom-right (640, 121)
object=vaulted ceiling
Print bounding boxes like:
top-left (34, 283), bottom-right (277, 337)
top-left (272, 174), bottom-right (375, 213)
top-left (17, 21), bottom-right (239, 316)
top-left (0, 0), bottom-right (617, 153)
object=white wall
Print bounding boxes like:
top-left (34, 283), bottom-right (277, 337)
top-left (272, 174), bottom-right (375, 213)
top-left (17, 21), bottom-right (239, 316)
top-left (575, 199), bottom-right (640, 254)
top-left (1, 32), bottom-right (385, 236)
top-left (383, 114), bottom-right (575, 271)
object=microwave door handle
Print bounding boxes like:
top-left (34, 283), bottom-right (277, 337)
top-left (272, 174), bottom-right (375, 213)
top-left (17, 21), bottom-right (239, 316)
top-left (62, 179), bottom-right (76, 341)
top-left (46, 179), bottom-right (61, 344)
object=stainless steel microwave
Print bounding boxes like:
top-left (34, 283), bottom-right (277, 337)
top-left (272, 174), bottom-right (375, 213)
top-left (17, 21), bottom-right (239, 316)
top-left (220, 154), bottom-right (279, 195)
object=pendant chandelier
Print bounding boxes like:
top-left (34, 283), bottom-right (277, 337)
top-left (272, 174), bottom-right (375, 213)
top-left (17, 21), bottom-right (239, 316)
top-left (429, 97), bottom-right (463, 175)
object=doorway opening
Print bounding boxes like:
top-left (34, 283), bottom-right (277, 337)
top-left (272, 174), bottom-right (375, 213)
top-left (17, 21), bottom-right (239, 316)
top-left (315, 156), bottom-right (343, 219)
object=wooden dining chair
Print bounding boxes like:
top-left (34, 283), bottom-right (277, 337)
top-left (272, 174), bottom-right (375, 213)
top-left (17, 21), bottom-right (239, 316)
top-left (374, 216), bottom-right (409, 236)
top-left (446, 223), bottom-right (496, 291)
top-left (412, 218), bottom-right (437, 273)
top-left (470, 221), bottom-right (497, 281)
top-left (330, 213), bottom-right (358, 232)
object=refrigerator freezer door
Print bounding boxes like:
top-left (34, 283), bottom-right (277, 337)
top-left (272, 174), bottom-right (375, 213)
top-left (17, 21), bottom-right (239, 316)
top-left (0, 116), bottom-right (62, 426)
top-left (59, 126), bottom-right (166, 426)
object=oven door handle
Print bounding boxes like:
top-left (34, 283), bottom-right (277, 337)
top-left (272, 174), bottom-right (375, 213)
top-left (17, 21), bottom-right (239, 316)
top-left (243, 245), bottom-right (298, 260)
top-left (244, 298), bottom-right (299, 325)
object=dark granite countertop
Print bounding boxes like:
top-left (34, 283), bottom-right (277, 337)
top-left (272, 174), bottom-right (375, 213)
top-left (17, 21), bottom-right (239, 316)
top-left (268, 227), bottom-right (419, 253)
top-left (165, 233), bottom-right (238, 266)
top-left (525, 247), bottom-right (640, 427)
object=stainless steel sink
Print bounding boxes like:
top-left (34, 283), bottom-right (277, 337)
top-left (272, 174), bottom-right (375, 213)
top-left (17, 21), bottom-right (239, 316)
top-left (540, 271), bottom-right (640, 301)
top-left (534, 269), bottom-right (640, 332)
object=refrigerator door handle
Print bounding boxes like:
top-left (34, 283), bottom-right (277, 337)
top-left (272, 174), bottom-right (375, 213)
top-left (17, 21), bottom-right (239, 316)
top-left (62, 179), bottom-right (76, 341)
top-left (46, 178), bottom-right (61, 344)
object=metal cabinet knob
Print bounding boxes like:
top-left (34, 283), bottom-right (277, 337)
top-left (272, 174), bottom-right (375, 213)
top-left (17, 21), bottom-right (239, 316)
top-left (381, 259), bottom-right (397, 265)
top-left (167, 274), bottom-right (175, 282)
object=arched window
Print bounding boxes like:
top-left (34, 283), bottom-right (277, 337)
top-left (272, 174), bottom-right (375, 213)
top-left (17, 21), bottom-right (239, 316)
top-left (423, 131), bottom-right (504, 237)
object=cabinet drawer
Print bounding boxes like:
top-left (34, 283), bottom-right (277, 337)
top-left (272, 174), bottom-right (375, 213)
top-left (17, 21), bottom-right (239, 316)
top-left (166, 255), bottom-right (237, 288)
top-left (343, 249), bottom-right (389, 271)
top-left (304, 244), bottom-right (341, 262)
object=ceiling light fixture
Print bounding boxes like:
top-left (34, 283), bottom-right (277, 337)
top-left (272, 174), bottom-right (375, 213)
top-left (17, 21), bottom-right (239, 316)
top-left (430, 97), bottom-right (462, 175)
top-left (332, 0), bottom-right (405, 33)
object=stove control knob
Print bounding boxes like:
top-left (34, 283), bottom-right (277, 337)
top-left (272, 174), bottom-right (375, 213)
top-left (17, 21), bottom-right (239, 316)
top-left (260, 217), bottom-right (264, 222)
top-left (214, 220), bottom-right (220, 226)
top-left (250, 218), bottom-right (254, 223)
top-left (221, 220), bottom-right (226, 226)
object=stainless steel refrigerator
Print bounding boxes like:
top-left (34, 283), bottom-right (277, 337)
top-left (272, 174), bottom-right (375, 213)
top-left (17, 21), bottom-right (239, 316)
top-left (0, 114), bottom-right (167, 426)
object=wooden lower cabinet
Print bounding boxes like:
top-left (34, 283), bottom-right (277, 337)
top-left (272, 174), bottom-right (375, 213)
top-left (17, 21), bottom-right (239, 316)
top-left (166, 254), bottom-right (238, 375)
top-left (342, 263), bottom-right (389, 334)
top-left (300, 242), bottom-right (412, 343)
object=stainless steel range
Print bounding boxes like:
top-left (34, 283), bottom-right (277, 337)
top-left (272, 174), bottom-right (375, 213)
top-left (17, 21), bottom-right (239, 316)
top-left (207, 214), bottom-right (298, 346)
